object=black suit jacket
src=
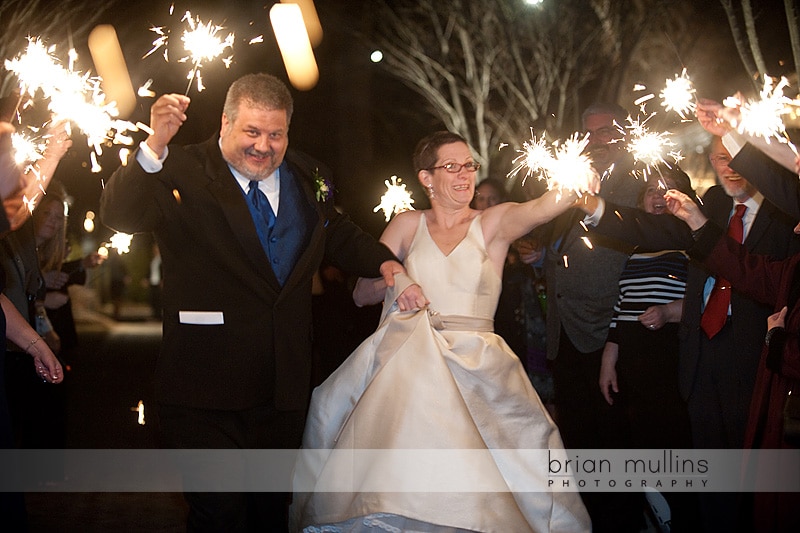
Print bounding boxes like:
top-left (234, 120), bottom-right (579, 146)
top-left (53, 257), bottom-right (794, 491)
top-left (730, 142), bottom-right (800, 220)
top-left (593, 179), bottom-right (800, 400)
top-left (100, 136), bottom-right (396, 411)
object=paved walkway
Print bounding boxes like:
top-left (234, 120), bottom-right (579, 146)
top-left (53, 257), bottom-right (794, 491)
top-left (23, 304), bottom-right (188, 532)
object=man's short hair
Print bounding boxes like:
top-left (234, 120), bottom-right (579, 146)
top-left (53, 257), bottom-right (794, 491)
top-left (223, 73), bottom-right (294, 125)
top-left (581, 102), bottom-right (629, 126)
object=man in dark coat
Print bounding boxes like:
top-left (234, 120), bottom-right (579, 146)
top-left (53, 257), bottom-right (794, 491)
top-left (100, 73), bottom-right (404, 532)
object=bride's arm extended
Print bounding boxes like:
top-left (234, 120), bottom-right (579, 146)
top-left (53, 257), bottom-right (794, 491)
top-left (485, 187), bottom-right (583, 247)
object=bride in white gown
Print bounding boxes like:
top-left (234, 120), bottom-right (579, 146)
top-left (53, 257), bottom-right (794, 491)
top-left (291, 132), bottom-right (593, 533)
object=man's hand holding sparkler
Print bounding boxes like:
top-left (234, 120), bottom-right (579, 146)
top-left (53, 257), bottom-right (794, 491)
top-left (696, 98), bottom-right (736, 137)
top-left (664, 189), bottom-right (707, 231)
top-left (146, 93), bottom-right (191, 158)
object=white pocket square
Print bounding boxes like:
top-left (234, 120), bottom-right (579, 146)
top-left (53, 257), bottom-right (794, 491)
top-left (178, 311), bottom-right (224, 325)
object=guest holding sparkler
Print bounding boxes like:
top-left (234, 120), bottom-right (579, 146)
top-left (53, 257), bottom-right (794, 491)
top-left (696, 97), bottom-right (800, 220)
top-left (586, 134), bottom-right (800, 531)
top-left (292, 130), bottom-right (592, 532)
top-left (544, 102), bottom-right (645, 532)
top-left (578, 165), bottom-right (700, 530)
top-left (665, 187), bottom-right (800, 533)
top-left (0, 117), bottom-right (67, 529)
top-left (100, 73), bottom-right (405, 532)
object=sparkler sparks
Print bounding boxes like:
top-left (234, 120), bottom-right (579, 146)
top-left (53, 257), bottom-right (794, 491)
top-left (508, 132), bottom-right (596, 196)
top-left (625, 115), bottom-right (681, 177)
top-left (660, 68), bottom-right (696, 119)
top-left (145, 11), bottom-right (235, 95)
top-left (107, 232), bottom-right (133, 254)
top-left (374, 176), bottom-right (415, 221)
top-left (724, 76), bottom-right (794, 144)
top-left (4, 38), bottom-right (63, 104)
top-left (10, 130), bottom-right (45, 167)
top-left (5, 36), bottom-right (142, 172)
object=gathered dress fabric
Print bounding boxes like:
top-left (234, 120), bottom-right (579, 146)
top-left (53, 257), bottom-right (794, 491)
top-left (292, 214), bottom-right (590, 533)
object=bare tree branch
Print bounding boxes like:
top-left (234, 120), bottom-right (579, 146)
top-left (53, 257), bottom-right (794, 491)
top-left (785, 0), bottom-right (800, 86)
top-left (741, 0), bottom-right (768, 79)
top-left (719, 0), bottom-right (760, 89)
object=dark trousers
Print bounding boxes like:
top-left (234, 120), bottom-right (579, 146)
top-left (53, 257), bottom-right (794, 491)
top-left (158, 403), bottom-right (305, 533)
top-left (552, 328), bottom-right (643, 533)
top-left (690, 322), bottom-right (755, 533)
top-left (2, 340), bottom-right (28, 532)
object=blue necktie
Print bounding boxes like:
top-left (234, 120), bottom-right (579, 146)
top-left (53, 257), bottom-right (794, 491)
top-left (248, 180), bottom-right (276, 254)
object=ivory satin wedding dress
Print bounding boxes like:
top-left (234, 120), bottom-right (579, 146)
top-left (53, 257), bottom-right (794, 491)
top-left (292, 214), bottom-right (590, 533)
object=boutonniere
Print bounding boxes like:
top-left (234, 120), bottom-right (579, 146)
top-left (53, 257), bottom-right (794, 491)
top-left (313, 168), bottom-right (333, 202)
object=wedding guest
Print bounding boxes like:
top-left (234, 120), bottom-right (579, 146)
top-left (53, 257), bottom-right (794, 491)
top-left (586, 136), bottom-right (800, 531)
top-left (578, 166), bottom-right (699, 529)
top-left (0, 116), bottom-right (68, 529)
top-left (545, 102), bottom-right (644, 532)
top-left (666, 187), bottom-right (800, 533)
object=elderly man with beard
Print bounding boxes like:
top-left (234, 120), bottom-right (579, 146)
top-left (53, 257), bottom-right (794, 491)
top-left (585, 133), bottom-right (800, 531)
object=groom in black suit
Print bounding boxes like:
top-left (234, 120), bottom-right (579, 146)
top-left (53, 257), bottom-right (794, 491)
top-left (100, 73), bottom-right (404, 532)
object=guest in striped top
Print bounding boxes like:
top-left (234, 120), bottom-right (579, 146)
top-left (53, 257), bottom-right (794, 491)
top-left (578, 165), bottom-right (700, 528)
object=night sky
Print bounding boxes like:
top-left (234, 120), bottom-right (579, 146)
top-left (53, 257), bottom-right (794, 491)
top-left (10, 0), bottom-right (796, 282)
top-left (49, 0), bottom-right (431, 246)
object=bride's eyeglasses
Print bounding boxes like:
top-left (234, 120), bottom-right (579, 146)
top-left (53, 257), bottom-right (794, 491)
top-left (428, 161), bottom-right (481, 173)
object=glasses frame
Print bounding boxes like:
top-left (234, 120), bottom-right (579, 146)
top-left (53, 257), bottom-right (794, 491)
top-left (427, 161), bottom-right (481, 173)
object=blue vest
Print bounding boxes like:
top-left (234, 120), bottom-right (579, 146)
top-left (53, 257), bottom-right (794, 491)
top-left (266, 162), bottom-right (315, 285)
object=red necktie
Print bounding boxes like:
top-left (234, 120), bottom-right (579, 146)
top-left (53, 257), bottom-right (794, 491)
top-left (701, 203), bottom-right (747, 338)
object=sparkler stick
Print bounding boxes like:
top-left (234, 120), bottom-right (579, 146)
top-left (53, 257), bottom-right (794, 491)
top-left (374, 176), bottom-right (415, 221)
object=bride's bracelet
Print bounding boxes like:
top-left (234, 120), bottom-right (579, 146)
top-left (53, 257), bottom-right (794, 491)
top-left (24, 336), bottom-right (42, 355)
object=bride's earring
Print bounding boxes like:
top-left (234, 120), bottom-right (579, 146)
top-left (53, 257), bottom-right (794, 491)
top-left (426, 184), bottom-right (435, 199)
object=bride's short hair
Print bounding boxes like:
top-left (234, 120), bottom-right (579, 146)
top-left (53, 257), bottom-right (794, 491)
top-left (413, 131), bottom-right (468, 172)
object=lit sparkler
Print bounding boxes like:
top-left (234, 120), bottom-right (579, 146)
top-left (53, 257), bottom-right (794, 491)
top-left (724, 76), bottom-right (794, 145)
top-left (107, 232), bottom-right (133, 254)
top-left (145, 11), bottom-right (235, 95)
top-left (5, 36), bottom-right (142, 172)
top-left (660, 68), bottom-right (696, 119)
top-left (626, 115), bottom-right (681, 178)
top-left (508, 132), bottom-right (596, 195)
top-left (374, 176), bottom-right (415, 221)
top-left (10, 130), bottom-right (46, 167)
top-left (4, 37), bottom-right (64, 104)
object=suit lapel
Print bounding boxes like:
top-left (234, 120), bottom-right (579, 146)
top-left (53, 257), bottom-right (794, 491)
top-left (202, 139), bottom-right (281, 290)
top-left (745, 200), bottom-right (776, 251)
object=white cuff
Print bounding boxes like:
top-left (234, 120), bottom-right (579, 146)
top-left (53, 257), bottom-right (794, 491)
top-left (136, 141), bottom-right (168, 173)
top-left (582, 197), bottom-right (605, 227)
top-left (722, 131), bottom-right (746, 158)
